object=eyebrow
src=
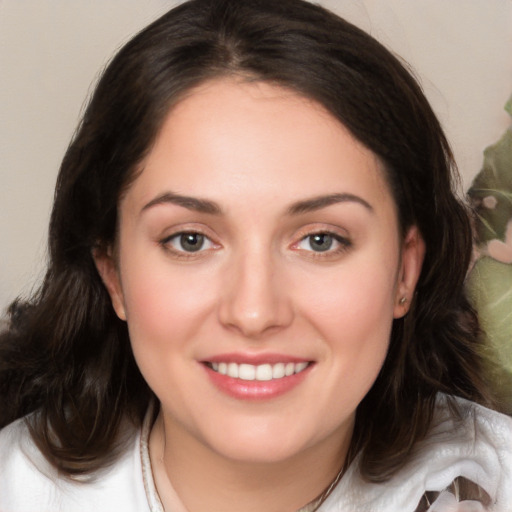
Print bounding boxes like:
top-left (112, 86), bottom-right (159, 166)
top-left (286, 193), bottom-right (373, 215)
top-left (141, 192), bottom-right (222, 215)
top-left (140, 191), bottom-right (372, 217)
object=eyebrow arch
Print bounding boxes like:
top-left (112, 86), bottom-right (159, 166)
top-left (287, 193), bottom-right (373, 215)
top-left (141, 192), bottom-right (222, 215)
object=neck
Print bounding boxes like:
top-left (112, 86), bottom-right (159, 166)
top-left (149, 412), bottom-right (352, 512)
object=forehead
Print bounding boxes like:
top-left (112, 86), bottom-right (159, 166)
top-left (123, 78), bottom-right (394, 215)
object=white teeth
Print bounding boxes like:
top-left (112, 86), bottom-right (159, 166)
top-left (210, 361), bottom-right (309, 381)
top-left (272, 363), bottom-right (285, 379)
top-left (227, 362), bottom-right (239, 378)
top-left (255, 364), bottom-right (273, 381)
top-left (295, 362), bottom-right (308, 373)
top-left (239, 364), bottom-right (255, 380)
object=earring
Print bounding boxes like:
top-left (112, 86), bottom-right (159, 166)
top-left (399, 296), bottom-right (407, 305)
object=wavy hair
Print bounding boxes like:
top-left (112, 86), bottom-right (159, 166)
top-left (0, 0), bottom-right (491, 480)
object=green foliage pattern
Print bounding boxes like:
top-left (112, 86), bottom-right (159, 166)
top-left (466, 95), bottom-right (512, 413)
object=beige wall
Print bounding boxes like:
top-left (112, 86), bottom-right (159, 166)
top-left (1, 0), bottom-right (511, 313)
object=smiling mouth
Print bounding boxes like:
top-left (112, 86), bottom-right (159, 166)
top-left (204, 361), bottom-right (311, 381)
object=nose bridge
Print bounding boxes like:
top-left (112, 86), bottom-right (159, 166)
top-left (218, 240), bottom-right (292, 337)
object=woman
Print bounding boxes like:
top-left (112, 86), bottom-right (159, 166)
top-left (0, 0), bottom-right (511, 510)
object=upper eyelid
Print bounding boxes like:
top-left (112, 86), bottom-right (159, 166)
top-left (159, 231), bottom-right (219, 258)
top-left (161, 230), bottom-right (215, 244)
top-left (295, 232), bottom-right (350, 247)
top-left (292, 223), bottom-right (350, 240)
top-left (300, 229), bottom-right (348, 239)
top-left (290, 228), bottom-right (352, 253)
top-left (159, 223), bottom-right (217, 240)
top-left (156, 223), bottom-right (351, 245)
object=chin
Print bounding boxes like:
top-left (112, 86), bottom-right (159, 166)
top-left (213, 439), bottom-right (306, 465)
top-left (199, 418), bottom-right (331, 465)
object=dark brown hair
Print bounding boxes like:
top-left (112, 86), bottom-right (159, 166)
top-left (0, 0), bottom-right (491, 480)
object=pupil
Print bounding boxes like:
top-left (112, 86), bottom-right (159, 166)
top-left (180, 233), bottom-right (204, 252)
top-left (311, 234), bottom-right (332, 252)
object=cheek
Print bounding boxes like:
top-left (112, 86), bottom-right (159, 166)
top-left (119, 252), bottom-right (218, 361)
top-left (293, 256), bottom-right (397, 379)
top-left (295, 264), bottom-right (395, 422)
top-left (119, 261), bottom-right (221, 410)
top-left (297, 259), bottom-right (397, 332)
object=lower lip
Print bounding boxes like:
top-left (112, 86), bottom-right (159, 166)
top-left (203, 364), bottom-right (313, 400)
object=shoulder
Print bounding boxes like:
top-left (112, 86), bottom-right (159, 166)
top-left (322, 396), bottom-right (512, 512)
top-left (0, 416), bottom-right (57, 504)
top-left (417, 396), bottom-right (512, 508)
top-left (0, 415), bottom-right (150, 512)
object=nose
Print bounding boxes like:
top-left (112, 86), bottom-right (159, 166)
top-left (218, 247), bottom-right (293, 339)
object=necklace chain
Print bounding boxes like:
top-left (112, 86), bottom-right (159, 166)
top-left (296, 464), bottom-right (346, 512)
top-left (156, 406), bottom-right (346, 512)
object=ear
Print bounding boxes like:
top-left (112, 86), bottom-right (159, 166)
top-left (393, 226), bottom-right (425, 319)
top-left (93, 247), bottom-right (127, 321)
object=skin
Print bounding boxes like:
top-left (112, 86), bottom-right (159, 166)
top-left (96, 78), bottom-right (425, 512)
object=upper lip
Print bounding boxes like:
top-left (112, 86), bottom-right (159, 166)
top-left (201, 353), bottom-right (312, 365)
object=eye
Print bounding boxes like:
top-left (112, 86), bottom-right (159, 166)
top-left (163, 232), bottom-right (215, 253)
top-left (296, 232), bottom-right (350, 253)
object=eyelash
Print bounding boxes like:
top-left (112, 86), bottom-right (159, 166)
top-left (293, 231), bottom-right (352, 258)
top-left (159, 229), bottom-right (352, 260)
top-left (159, 231), bottom-right (218, 259)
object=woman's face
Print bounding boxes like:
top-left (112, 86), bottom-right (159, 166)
top-left (97, 78), bottom-right (424, 465)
